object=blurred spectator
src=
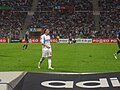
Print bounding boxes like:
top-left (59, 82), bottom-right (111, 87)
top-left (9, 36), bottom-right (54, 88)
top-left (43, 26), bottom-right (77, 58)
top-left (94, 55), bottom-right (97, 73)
top-left (0, 10), bottom-right (27, 39)
top-left (99, 0), bottom-right (120, 11)
top-left (0, 0), bottom-right (33, 11)
top-left (0, 0), bottom-right (119, 39)
top-left (30, 11), bottom-right (95, 38)
top-left (98, 0), bottom-right (120, 38)
top-left (37, 0), bottom-right (93, 11)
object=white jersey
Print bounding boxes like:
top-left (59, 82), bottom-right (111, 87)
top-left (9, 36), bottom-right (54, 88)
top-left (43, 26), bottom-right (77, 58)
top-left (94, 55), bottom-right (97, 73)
top-left (40, 34), bottom-right (51, 50)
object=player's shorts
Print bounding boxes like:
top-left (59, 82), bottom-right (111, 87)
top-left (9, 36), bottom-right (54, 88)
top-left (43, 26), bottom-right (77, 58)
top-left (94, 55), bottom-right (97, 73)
top-left (69, 39), bottom-right (72, 41)
top-left (25, 40), bottom-right (29, 43)
top-left (42, 48), bottom-right (52, 57)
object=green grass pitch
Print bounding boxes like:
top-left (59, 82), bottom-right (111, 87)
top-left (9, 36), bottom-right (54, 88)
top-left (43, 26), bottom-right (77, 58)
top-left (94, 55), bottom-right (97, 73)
top-left (0, 43), bottom-right (120, 73)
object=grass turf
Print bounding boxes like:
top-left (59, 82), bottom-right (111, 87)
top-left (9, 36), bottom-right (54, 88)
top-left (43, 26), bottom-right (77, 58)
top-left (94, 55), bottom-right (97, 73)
top-left (0, 43), bottom-right (120, 73)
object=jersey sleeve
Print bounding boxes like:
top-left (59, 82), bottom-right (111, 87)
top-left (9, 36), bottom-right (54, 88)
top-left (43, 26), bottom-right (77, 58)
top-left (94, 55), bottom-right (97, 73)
top-left (40, 35), bottom-right (45, 44)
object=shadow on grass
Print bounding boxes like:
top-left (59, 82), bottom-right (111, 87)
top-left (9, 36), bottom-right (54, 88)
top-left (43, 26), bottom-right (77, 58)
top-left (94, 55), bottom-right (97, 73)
top-left (0, 55), bottom-right (11, 57)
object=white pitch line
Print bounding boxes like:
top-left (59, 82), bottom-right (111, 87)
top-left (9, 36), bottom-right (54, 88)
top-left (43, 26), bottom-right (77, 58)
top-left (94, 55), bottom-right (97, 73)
top-left (37, 72), bottom-right (119, 75)
top-left (39, 72), bottom-right (98, 75)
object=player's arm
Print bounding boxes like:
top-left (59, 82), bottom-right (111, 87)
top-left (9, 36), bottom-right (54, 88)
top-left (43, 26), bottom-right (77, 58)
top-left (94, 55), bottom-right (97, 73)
top-left (41, 43), bottom-right (50, 48)
top-left (116, 34), bottom-right (120, 42)
top-left (117, 38), bottom-right (120, 42)
top-left (40, 36), bottom-right (50, 48)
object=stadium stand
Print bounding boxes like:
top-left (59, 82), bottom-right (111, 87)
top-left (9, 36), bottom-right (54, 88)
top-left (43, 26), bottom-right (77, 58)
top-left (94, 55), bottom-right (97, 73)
top-left (31, 0), bottom-right (95, 38)
top-left (0, 0), bottom-right (33, 11)
top-left (0, 11), bottom-right (27, 39)
top-left (98, 0), bottom-right (120, 38)
top-left (98, 10), bottom-right (119, 38)
top-left (36, 0), bottom-right (93, 11)
top-left (0, 0), bottom-right (33, 39)
top-left (0, 0), bottom-right (119, 39)
top-left (30, 11), bottom-right (95, 38)
top-left (98, 0), bottom-right (120, 11)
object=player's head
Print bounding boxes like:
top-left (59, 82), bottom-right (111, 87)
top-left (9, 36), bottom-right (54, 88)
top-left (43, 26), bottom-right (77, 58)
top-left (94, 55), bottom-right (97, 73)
top-left (26, 31), bottom-right (29, 35)
top-left (44, 28), bottom-right (50, 35)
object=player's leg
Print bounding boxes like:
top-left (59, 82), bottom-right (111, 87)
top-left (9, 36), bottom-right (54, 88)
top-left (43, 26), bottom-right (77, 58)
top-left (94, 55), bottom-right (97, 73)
top-left (114, 50), bottom-right (120, 59)
top-left (68, 40), bottom-right (70, 44)
top-left (25, 41), bottom-right (29, 49)
top-left (25, 43), bottom-right (28, 49)
top-left (69, 39), bottom-right (72, 44)
top-left (23, 43), bottom-right (26, 49)
top-left (114, 42), bottom-right (120, 59)
top-left (48, 49), bottom-right (54, 70)
top-left (38, 57), bottom-right (45, 69)
top-left (23, 44), bottom-right (25, 49)
top-left (38, 49), bottom-right (46, 68)
top-left (114, 53), bottom-right (118, 59)
top-left (57, 38), bottom-right (59, 43)
top-left (48, 57), bottom-right (54, 70)
top-left (68, 40), bottom-right (71, 44)
top-left (23, 41), bottom-right (28, 49)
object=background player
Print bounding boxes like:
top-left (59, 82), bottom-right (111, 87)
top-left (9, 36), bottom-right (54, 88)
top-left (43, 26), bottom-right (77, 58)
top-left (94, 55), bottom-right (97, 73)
top-left (68, 32), bottom-right (73, 44)
top-left (56, 35), bottom-right (60, 43)
top-left (23, 31), bottom-right (29, 49)
top-left (114, 31), bottom-right (120, 59)
top-left (38, 28), bottom-right (54, 70)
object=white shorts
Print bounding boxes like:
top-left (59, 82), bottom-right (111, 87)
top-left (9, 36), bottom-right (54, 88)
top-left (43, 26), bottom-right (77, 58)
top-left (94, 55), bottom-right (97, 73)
top-left (42, 48), bottom-right (52, 57)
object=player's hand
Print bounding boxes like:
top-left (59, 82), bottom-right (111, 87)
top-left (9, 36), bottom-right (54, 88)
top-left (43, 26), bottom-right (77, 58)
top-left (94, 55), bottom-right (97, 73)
top-left (46, 46), bottom-right (50, 49)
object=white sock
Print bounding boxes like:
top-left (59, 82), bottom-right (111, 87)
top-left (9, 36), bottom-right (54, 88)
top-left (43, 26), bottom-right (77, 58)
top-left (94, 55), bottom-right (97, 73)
top-left (48, 58), bottom-right (52, 68)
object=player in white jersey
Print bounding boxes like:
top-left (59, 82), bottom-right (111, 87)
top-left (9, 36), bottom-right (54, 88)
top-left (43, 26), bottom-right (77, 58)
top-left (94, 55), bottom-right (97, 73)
top-left (38, 28), bottom-right (54, 70)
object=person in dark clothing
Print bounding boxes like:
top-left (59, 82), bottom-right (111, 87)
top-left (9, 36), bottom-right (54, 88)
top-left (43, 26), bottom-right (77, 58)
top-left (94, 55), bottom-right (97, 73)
top-left (23, 31), bottom-right (29, 49)
top-left (114, 31), bottom-right (120, 59)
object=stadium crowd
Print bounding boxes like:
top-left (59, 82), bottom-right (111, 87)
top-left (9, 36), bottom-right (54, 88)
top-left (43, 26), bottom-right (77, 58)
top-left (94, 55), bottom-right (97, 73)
top-left (0, 0), bottom-right (33, 11)
top-left (36, 0), bottom-right (93, 11)
top-left (0, 0), bottom-right (32, 38)
top-left (0, 11), bottom-right (27, 38)
top-left (98, 10), bottom-right (119, 38)
top-left (30, 11), bottom-right (95, 39)
top-left (0, 0), bottom-right (119, 39)
top-left (97, 0), bottom-right (120, 38)
top-left (99, 0), bottom-right (120, 11)
top-left (32, 0), bottom-right (94, 38)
